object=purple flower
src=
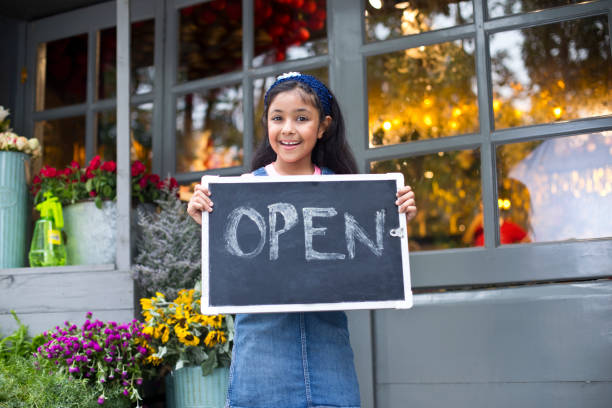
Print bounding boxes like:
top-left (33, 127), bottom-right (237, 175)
top-left (69, 366), bottom-right (80, 373)
top-left (136, 378), bottom-right (143, 385)
top-left (123, 388), bottom-right (129, 396)
top-left (97, 395), bottom-right (105, 404)
top-left (100, 378), bottom-right (106, 384)
top-left (103, 356), bottom-right (113, 363)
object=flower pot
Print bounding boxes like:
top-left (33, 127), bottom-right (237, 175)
top-left (0, 151), bottom-right (29, 268)
top-left (165, 366), bottom-right (229, 408)
top-left (63, 200), bottom-right (117, 265)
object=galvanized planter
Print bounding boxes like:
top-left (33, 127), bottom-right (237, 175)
top-left (63, 200), bottom-right (117, 265)
top-left (0, 151), bottom-right (29, 268)
top-left (165, 366), bottom-right (229, 408)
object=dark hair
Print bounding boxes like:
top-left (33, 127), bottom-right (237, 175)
top-left (251, 80), bottom-right (358, 174)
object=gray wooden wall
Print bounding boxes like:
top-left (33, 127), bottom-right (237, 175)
top-left (348, 280), bottom-right (612, 408)
top-left (0, 265), bottom-right (135, 335)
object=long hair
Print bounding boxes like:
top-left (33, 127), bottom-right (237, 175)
top-left (251, 80), bottom-right (358, 174)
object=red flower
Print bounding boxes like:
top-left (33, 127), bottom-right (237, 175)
top-left (131, 161), bottom-right (146, 177)
top-left (156, 181), bottom-right (165, 189)
top-left (168, 177), bottom-right (178, 189)
top-left (61, 168), bottom-right (72, 176)
top-left (87, 155), bottom-right (101, 170)
top-left (148, 174), bottom-right (160, 185)
top-left (85, 168), bottom-right (95, 179)
top-left (32, 175), bottom-right (41, 184)
top-left (41, 166), bottom-right (57, 178)
top-left (70, 160), bottom-right (80, 169)
top-left (139, 176), bottom-right (148, 189)
top-left (101, 161), bottom-right (117, 172)
top-left (89, 190), bottom-right (97, 197)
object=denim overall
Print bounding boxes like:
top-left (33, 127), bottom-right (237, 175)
top-left (225, 166), bottom-right (361, 408)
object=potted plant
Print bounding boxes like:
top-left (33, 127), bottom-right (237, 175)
top-left (0, 105), bottom-right (41, 268)
top-left (30, 156), bottom-right (178, 265)
top-left (35, 312), bottom-right (151, 406)
top-left (140, 286), bottom-right (233, 408)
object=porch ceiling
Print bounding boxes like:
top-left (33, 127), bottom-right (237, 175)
top-left (0, 0), bottom-right (109, 21)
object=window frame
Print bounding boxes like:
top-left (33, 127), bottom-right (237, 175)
top-left (22, 0), bottom-right (612, 288)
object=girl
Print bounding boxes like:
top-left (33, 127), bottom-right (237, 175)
top-left (188, 72), bottom-right (417, 408)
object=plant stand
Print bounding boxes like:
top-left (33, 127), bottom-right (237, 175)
top-left (0, 151), bottom-right (28, 268)
top-left (165, 366), bottom-right (229, 408)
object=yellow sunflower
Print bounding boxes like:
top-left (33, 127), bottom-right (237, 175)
top-left (155, 323), bottom-right (170, 343)
top-left (179, 332), bottom-right (200, 346)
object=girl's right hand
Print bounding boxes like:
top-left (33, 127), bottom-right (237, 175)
top-left (187, 184), bottom-right (213, 225)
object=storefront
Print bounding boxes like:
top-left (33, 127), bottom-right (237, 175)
top-left (1, 0), bottom-right (611, 406)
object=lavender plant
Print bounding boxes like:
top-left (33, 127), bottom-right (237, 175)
top-left (132, 190), bottom-right (201, 299)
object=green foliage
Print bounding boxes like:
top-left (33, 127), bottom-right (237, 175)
top-left (0, 311), bottom-right (45, 361)
top-left (0, 355), bottom-right (100, 408)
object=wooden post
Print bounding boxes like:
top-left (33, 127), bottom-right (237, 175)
top-left (116, 0), bottom-right (131, 271)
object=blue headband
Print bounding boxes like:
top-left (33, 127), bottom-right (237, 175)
top-left (264, 72), bottom-right (333, 116)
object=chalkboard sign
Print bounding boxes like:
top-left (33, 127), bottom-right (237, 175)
top-left (201, 173), bottom-right (412, 314)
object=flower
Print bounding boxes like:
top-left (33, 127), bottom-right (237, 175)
top-left (36, 315), bottom-right (150, 406)
top-left (31, 156), bottom-right (178, 208)
top-left (140, 283), bottom-right (234, 376)
top-left (0, 131), bottom-right (42, 158)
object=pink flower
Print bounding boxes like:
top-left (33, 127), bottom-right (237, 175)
top-left (97, 395), bottom-right (105, 404)
top-left (139, 176), bottom-right (148, 189)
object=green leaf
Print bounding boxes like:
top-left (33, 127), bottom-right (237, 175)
top-left (85, 178), bottom-right (93, 192)
top-left (95, 196), bottom-right (102, 209)
top-left (200, 351), bottom-right (218, 376)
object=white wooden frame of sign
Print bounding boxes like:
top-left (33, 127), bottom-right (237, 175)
top-left (200, 173), bottom-right (413, 314)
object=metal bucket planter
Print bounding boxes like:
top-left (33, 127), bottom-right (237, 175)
top-left (63, 200), bottom-right (117, 265)
top-left (0, 151), bottom-right (29, 268)
top-left (165, 366), bottom-right (229, 408)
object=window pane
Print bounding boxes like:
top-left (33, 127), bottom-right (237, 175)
top-left (490, 15), bottom-right (612, 130)
top-left (34, 116), bottom-right (86, 168)
top-left (253, 67), bottom-right (329, 150)
top-left (365, 0), bottom-right (473, 43)
top-left (487, 0), bottom-right (591, 19)
top-left (497, 132), bottom-right (612, 243)
top-left (96, 104), bottom-right (154, 171)
top-left (367, 39), bottom-right (478, 146)
top-left (253, 0), bottom-right (328, 67)
top-left (36, 34), bottom-right (87, 111)
top-left (178, 0), bottom-right (242, 83)
top-left (371, 149), bottom-right (481, 251)
top-left (98, 19), bottom-right (156, 99)
top-left (176, 85), bottom-right (244, 173)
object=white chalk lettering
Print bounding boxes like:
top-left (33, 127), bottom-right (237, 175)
top-left (268, 203), bottom-right (298, 260)
top-left (345, 210), bottom-right (385, 259)
top-left (224, 207), bottom-right (266, 258)
top-left (302, 207), bottom-right (346, 261)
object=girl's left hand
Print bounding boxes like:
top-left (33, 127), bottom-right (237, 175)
top-left (396, 185), bottom-right (417, 222)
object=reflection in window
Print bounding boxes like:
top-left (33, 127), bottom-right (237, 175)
top-left (98, 19), bottom-right (156, 99)
top-left (490, 15), bottom-right (612, 129)
top-left (176, 86), bottom-right (244, 173)
top-left (253, 0), bottom-right (327, 67)
top-left (371, 149), bottom-right (481, 251)
top-left (253, 67), bottom-right (329, 149)
top-left (367, 39), bottom-right (478, 146)
top-left (498, 132), bottom-right (612, 243)
top-left (365, 0), bottom-right (473, 42)
top-left (178, 0), bottom-right (242, 82)
top-left (487, 0), bottom-right (591, 19)
top-left (34, 116), bottom-right (86, 169)
top-left (36, 34), bottom-right (88, 111)
top-left (96, 104), bottom-right (154, 171)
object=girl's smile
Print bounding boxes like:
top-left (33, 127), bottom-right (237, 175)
top-left (267, 89), bottom-right (331, 175)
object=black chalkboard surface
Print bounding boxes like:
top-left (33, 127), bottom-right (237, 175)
top-left (201, 173), bottom-right (412, 314)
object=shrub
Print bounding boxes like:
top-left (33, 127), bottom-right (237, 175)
top-left (0, 355), bottom-right (101, 408)
top-left (132, 190), bottom-right (201, 299)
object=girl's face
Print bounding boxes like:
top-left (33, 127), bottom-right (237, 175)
top-left (267, 89), bottom-right (331, 174)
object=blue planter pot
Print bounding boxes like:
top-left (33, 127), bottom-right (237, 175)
top-left (0, 151), bottom-right (29, 268)
top-left (165, 366), bottom-right (229, 408)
